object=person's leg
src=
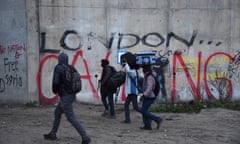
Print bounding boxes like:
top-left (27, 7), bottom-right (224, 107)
top-left (51, 103), bottom-right (63, 134)
top-left (101, 92), bottom-right (109, 112)
top-left (141, 98), bottom-right (161, 129)
top-left (131, 94), bottom-right (140, 112)
top-left (141, 98), bottom-right (153, 129)
top-left (44, 102), bottom-right (63, 140)
top-left (108, 92), bottom-right (115, 117)
top-left (62, 96), bottom-right (90, 142)
top-left (124, 95), bottom-right (131, 123)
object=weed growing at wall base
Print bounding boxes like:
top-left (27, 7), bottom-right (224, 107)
top-left (149, 101), bottom-right (240, 113)
top-left (25, 101), bottom-right (39, 107)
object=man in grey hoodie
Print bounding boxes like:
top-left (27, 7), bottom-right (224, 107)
top-left (43, 52), bottom-right (91, 144)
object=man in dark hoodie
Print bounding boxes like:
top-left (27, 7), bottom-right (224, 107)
top-left (100, 59), bottom-right (116, 118)
top-left (43, 52), bottom-right (91, 144)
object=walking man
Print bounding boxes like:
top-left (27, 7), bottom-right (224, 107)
top-left (140, 65), bottom-right (162, 130)
top-left (43, 52), bottom-right (91, 144)
top-left (99, 59), bottom-right (117, 118)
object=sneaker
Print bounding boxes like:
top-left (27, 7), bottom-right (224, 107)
top-left (101, 110), bottom-right (109, 117)
top-left (43, 133), bottom-right (57, 140)
top-left (108, 115), bottom-right (116, 119)
top-left (140, 126), bottom-right (152, 130)
top-left (156, 119), bottom-right (162, 129)
top-left (104, 114), bottom-right (116, 119)
top-left (82, 137), bottom-right (91, 144)
top-left (121, 120), bottom-right (131, 124)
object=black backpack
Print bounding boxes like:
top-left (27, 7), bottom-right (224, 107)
top-left (108, 66), bottom-right (126, 90)
top-left (153, 76), bottom-right (160, 97)
top-left (62, 64), bottom-right (82, 94)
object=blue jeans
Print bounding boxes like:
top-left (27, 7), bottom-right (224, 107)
top-left (141, 97), bottom-right (161, 128)
top-left (101, 90), bottom-right (115, 116)
top-left (124, 94), bottom-right (140, 122)
top-left (50, 95), bottom-right (89, 140)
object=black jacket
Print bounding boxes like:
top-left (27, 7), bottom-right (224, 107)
top-left (100, 65), bottom-right (115, 93)
top-left (52, 53), bottom-right (70, 96)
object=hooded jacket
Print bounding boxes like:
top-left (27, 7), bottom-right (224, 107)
top-left (124, 63), bottom-right (138, 96)
top-left (52, 52), bottom-right (70, 96)
top-left (100, 64), bottom-right (115, 93)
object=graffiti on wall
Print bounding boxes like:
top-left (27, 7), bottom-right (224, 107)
top-left (0, 44), bottom-right (25, 93)
top-left (37, 30), bottom-right (240, 104)
top-left (172, 51), bottom-right (235, 102)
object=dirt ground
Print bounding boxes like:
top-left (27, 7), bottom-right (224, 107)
top-left (0, 102), bottom-right (240, 144)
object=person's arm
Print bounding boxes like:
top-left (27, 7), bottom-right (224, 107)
top-left (52, 65), bottom-right (61, 94)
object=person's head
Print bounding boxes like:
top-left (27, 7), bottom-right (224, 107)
top-left (142, 65), bottom-right (151, 74)
top-left (101, 59), bottom-right (109, 67)
top-left (58, 52), bottom-right (69, 65)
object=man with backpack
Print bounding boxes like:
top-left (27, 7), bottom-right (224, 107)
top-left (43, 52), bottom-right (91, 144)
top-left (140, 64), bottom-right (162, 130)
top-left (100, 59), bottom-right (117, 118)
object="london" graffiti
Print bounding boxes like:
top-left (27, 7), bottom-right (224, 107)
top-left (37, 30), bottom-right (239, 105)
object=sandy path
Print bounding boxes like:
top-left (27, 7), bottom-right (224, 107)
top-left (0, 103), bottom-right (239, 144)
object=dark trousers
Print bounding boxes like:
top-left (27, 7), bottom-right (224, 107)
top-left (124, 94), bottom-right (140, 122)
top-left (50, 95), bottom-right (88, 140)
top-left (141, 97), bottom-right (161, 128)
top-left (101, 90), bottom-right (115, 116)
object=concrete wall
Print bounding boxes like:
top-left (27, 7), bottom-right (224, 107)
top-left (1, 0), bottom-right (240, 104)
top-left (26, 0), bottom-right (40, 103)
top-left (0, 0), bottom-right (28, 103)
top-left (36, 0), bottom-right (240, 104)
